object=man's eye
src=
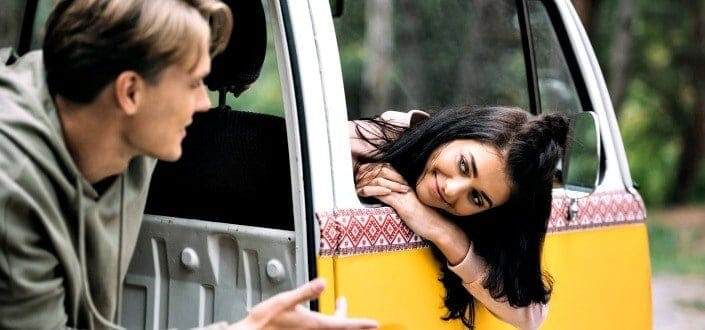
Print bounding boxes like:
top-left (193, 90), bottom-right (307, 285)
top-left (190, 80), bottom-right (203, 89)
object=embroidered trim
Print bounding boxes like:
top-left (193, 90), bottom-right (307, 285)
top-left (317, 190), bottom-right (646, 256)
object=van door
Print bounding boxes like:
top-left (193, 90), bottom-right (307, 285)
top-left (312, 0), bottom-right (651, 329)
top-left (120, 0), bottom-right (317, 327)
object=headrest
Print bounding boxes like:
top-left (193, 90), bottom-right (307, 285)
top-left (205, 0), bottom-right (267, 96)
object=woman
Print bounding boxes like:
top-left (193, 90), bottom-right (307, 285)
top-left (350, 106), bottom-right (569, 329)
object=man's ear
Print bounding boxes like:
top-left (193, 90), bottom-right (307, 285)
top-left (114, 71), bottom-right (144, 116)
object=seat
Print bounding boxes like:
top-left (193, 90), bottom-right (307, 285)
top-left (144, 0), bottom-right (294, 230)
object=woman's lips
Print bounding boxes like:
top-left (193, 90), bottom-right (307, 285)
top-left (433, 171), bottom-right (449, 206)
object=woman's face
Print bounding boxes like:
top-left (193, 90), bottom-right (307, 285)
top-left (416, 139), bottom-right (512, 216)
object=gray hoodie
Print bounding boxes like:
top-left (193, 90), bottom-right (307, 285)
top-left (0, 50), bottom-right (156, 328)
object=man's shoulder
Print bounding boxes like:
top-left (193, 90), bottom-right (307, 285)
top-left (0, 132), bottom-right (33, 174)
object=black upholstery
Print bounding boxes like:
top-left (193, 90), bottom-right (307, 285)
top-left (144, 0), bottom-right (294, 230)
top-left (145, 109), bottom-right (294, 230)
top-left (205, 0), bottom-right (267, 94)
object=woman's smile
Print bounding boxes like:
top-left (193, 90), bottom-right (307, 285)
top-left (416, 139), bottom-right (512, 216)
top-left (433, 171), bottom-right (449, 206)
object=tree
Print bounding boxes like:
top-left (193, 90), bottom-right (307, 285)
top-left (669, 0), bottom-right (705, 204)
top-left (0, 1), bottom-right (23, 49)
top-left (360, 0), bottom-right (393, 117)
top-left (571, 0), bottom-right (603, 38)
top-left (608, 0), bottom-right (636, 113)
top-left (396, 1), bottom-right (424, 109)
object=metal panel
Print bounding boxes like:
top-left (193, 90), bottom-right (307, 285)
top-left (121, 215), bottom-right (295, 329)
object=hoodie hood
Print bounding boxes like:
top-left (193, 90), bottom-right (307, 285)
top-left (0, 49), bottom-right (155, 329)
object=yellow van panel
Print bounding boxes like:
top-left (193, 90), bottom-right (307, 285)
top-left (317, 223), bottom-right (651, 329)
top-left (329, 248), bottom-right (466, 329)
top-left (541, 224), bottom-right (652, 330)
top-left (316, 256), bottom-right (337, 315)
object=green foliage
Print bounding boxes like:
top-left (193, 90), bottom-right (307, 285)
top-left (676, 299), bottom-right (705, 312)
top-left (592, 0), bottom-right (705, 207)
top-left (14, 0), bottom-right (702, 207)
top-left (211, 29), bottom-right (285, 117)
top-left (619, 80), bottom-right (680, 205)
top-left (226, 44), bottom-right (285, 117)
top-left (648, 220), bottom-right (705, 276)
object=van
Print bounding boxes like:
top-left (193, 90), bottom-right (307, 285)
top-left (8, 0), bottom-right (651, 328)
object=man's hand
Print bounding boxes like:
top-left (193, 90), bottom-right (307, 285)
top-left (229, 278), bottom-right (378, 329)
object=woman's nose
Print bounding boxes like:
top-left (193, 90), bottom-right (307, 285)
top-left (443, 177), bottom-right (470, 202)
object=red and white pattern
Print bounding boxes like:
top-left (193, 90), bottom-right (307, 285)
top-left (548, 190), bottom-right (646, 233)
top-left (317, 190), bottom-right (646, 257)
top-left (316, 208), bottom-right (426, 257)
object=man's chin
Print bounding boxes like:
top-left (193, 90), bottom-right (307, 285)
top-left (154, 149), bottom-right (182, 162)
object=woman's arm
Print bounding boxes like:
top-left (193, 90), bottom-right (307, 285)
top-left (355, 165), bottom-right (547, 330)
top-left (445, 243), bottom-right (548, 330)
top-left (348, 119), bottom-right (379, 168)
top-left (349, 110), bottom-right (429, 167)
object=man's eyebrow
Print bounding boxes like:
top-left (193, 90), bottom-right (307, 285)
top-left (469, 151), bottom-right (493, 207)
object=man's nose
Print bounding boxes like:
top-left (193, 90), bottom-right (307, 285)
top-left (196, 85), bottom-right (211, 112)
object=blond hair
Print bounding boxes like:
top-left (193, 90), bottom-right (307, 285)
top-left (43, 0), bottom-right (233, 103)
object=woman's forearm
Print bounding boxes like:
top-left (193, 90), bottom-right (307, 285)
top-left (424, 217), bottom-right (471, 266)
top-left (446, 242), bottom-right (548, 330)
top-left (426, 214), bottom-right (547, 329)
top-left (461, 280), bottom-right (548, 330)
top-left (349, 120), bottom-right (378, 168)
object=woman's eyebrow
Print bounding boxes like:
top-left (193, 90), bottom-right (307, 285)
top-left (468, 150), bottom-right (494, 207)
top-left (481, 191), bottom-right (494, 208)
top-left (468, 151), bottom-right (478, 177)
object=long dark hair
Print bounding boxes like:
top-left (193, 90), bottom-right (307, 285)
top-left (355, 106), bottom-right (568, 328)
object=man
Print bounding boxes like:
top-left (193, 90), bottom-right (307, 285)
top-left (0, 0), bottom-right (377, 329)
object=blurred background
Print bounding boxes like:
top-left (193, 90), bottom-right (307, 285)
top-left (2, 0), bottom-right (704, 326)
top-left (571, 0), bottom-right (705, 275)
top-left (566, 1), bottom-right (705, 326)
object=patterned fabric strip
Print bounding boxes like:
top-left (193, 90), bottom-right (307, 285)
top-left (317, 190), bottom-right (646, 257)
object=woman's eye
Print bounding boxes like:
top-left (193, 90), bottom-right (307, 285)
top-left (471, 190), bottom-right (482, 206)
top-left (459, 156), bottom-right (468, 174)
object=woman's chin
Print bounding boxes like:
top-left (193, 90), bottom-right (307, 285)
top-left (417, 190), bottom-right (438, 210)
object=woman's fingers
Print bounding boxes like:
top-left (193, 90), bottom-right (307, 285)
top-left (356, 177), bottom-right (409, 195)
top-left (356, 163), bottom-right (407, 186)
top-left (356, 185), bottom-right (391, 197)
top-left (375, 191), bottom-right (421, 221)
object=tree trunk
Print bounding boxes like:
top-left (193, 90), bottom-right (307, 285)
top-left (455, 0), bottom-right (491, 105)
top-left (0, 1), bottom-right (22, 48)
top-left (669, 1), bottom-right (705, 205)
top-left (396, 1), bottom-right (424, 109)
top-left (360, 0), bottom-right (393, 117)
top-left (572, 0), bottom-right (589, 25)
top-left (571, 0), bottom-right (602, 39)
top-left (608, 0), bottom-right (636, 114)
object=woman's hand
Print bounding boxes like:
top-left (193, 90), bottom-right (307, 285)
top-left (355, 164), bottom-right (469, 259)
top-left (228, 278), bottom-right (378, 329)
top-left (355, 163), bottom-right (410, 197)
top-left (355, 163), bottom-right (438, 238)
